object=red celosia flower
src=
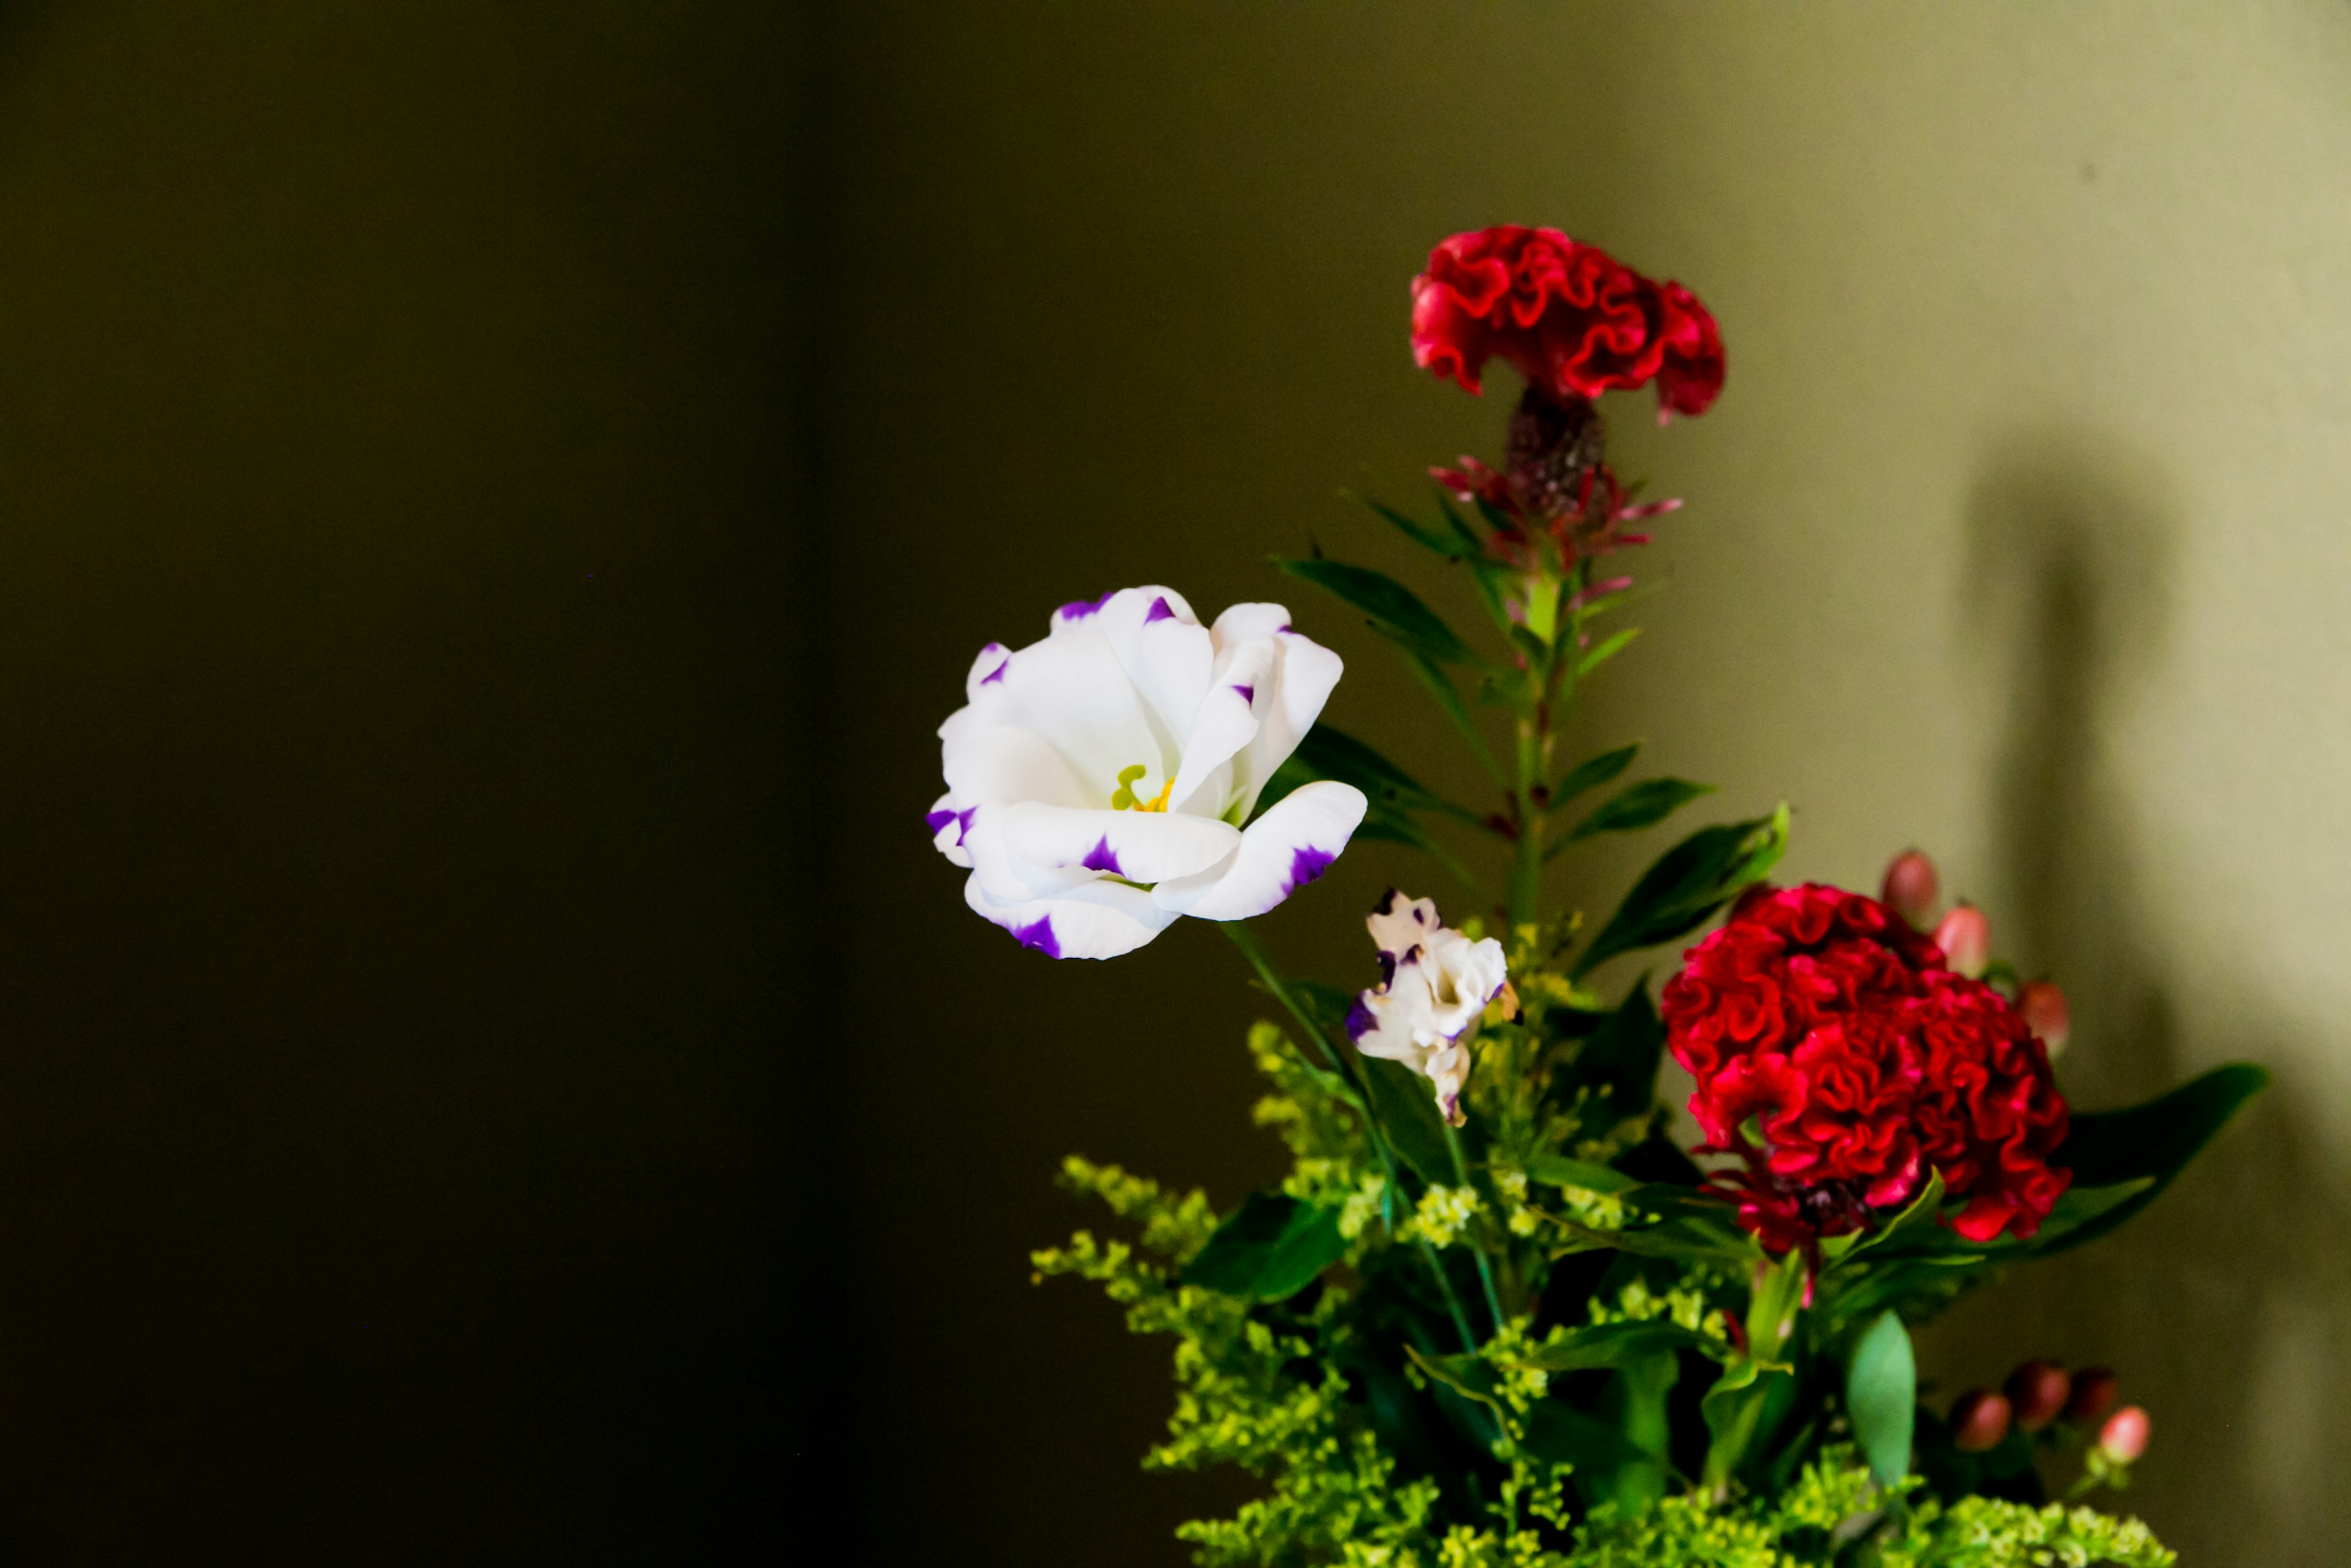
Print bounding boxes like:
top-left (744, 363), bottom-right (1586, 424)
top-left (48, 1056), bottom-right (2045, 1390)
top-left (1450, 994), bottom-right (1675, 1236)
top-left (1411, 226), bottom-right (1725, 419)
top-left (1659, 883), bottom-right (2071, 1255)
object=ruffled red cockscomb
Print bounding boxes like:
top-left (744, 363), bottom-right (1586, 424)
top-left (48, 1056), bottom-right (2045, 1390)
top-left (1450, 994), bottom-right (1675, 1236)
top-left (1411, 226), bottom-right (1725, 419)
top-left (1660, 883), bottom-right (2071, 1255)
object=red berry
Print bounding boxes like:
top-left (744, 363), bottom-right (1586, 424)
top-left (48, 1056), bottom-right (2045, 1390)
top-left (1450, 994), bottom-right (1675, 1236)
top-left (2017, 981), bottom-right (2071, 1056)
top-left (2099, 1405), bottom-right (2151, 1465)
top-left (1950, 1389), bottom-right (2012, 1452)
top-left (2004, 1360), bottom-right (2071, 1431)
top-left (1881, 850), bottom-right (1939, 929)
top-left (1933, 906), bottom-right (1992, 978)
top-left (2065, 1367), bottom-right (2119, 1425)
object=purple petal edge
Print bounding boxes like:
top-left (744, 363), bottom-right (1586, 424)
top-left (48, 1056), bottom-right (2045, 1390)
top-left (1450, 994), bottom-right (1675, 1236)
top-left (1010, 914), bottom-right (1060, 958)
top-left (1145, 596), bottom-right (1176, 623)
top-left (1081, 835), bottom-right (1123, 876)
top-left (1343, 995), bottom-right (1379, 1041)
top-left (925, 805), bottom-right (977, 843)
top-left (1232, 683), bottom-right (1254, 702)
top-left (1284, 845), bottom-right (1336, 896)
top-left (1056, 589), bottom-right (1117, 622)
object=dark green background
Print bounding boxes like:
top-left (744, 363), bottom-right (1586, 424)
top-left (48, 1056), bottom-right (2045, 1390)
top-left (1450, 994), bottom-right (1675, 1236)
top-left (0, 4), bottom-right (807, 1560)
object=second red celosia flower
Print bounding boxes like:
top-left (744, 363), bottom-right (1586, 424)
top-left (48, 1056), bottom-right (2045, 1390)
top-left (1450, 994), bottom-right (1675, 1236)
top-left (1660, 883), bottom-right (2071, 1255)
top-left (1410, 225), bottom-right (1725, 418)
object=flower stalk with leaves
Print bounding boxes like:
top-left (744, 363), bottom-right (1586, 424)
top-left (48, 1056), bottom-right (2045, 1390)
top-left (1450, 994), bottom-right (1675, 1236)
top-left (935, 227), bottom-right (2263, 1567)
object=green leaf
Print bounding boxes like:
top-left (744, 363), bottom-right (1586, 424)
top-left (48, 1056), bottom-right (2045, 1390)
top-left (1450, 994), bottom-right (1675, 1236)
top-left (1179, 1192), bottom-right (1346, 1300)
top-left (1274, 557), bottom-right (1479, 667)
top-left (1701, 1362), bottom-right (1784, 1488)
top-left (1522, 1398), bottom-right (1654, 1498)
top-left (1553, 741), bottom-right (1641, 805)
top-left (1363, 498), bottom-right (1468, 558)
top-left (1359, 1056), bottom-right (1458, 1186)
top-left (1509, 1319), bottom-right (1725, 1373)
top-left (1433, 493), bottom-right (1488, 553)
top-left (1573, 805), bottom-right (1791, 978)
top-left (1846, 1310), bottom-right (1917, 1487)
top-left (1547, 1213), bottom-right (1757, 1264)
top-left (1523, 1153), bottom-right (1638, 1195)
top-left (1568, 983), bottom-right (1665, 1122)
top-left (1820, 1168), bottom-right (1946, 1269)
top-left (1577, 626), bottom-right (1643, 677)
top-left (2043, 1063), bottom-right (2269, 1253)
top-left (1564, 778), bottom-right (1715, 844)
top-left (1291, 724), bottom-right (1437, 811)
top-left (1403, 1345), bottom-right (1504, 1412)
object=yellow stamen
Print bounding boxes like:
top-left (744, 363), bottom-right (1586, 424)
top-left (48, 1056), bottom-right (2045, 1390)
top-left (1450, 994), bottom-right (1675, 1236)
top-left (1111, 763), bottom-right (1174, 812)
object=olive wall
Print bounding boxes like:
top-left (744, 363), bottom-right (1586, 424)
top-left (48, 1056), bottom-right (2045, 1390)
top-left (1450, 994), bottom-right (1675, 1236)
top-left (814, 4), bottom-right (2351, 1565)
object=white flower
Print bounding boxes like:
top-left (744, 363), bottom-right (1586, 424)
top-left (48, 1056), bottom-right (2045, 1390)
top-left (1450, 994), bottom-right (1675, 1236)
top-left (929, 586), bottom-right (1368, 960)
top-left (1345, 890), bottom-right (1509, 1125)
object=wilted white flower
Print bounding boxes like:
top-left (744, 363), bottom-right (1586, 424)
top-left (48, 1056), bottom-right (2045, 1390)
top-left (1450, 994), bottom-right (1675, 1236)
top-left (1344, 890), bottom-right (1510, 1124)
top-left (929, 587), bottom-right (1367, 960)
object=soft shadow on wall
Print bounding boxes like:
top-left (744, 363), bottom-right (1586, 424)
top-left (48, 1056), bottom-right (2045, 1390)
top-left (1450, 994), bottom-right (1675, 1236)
top-left (1921, 433), bottom-right (2351, 1564)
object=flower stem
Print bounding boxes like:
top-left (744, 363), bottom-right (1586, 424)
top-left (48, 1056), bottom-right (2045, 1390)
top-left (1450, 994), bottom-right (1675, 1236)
top-left (1221, 921), bottom-right (1483, 1355)
top-left (1444, 1117), bottom-right (1508, 1333)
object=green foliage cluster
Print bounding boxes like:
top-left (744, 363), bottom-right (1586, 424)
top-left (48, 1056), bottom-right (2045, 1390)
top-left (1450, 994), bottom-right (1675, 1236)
top-left (1029, 480), bottom-right (2259, 1565)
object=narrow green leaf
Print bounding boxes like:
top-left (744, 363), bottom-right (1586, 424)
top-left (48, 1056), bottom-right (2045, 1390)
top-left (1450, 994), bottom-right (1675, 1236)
top-left (1404, 1345), bottom-right (1504, 1412)
top-left (1390, 649), bottom-right (1502, 786)
top-left (1363, 498), bottom-right (1467, 558)
top-left (2041, 1063), bottom-right (2269, 1253)
top-left (1359, 1056), bottom-right (1457, 1186)
top-left (1179, 1192), bottom-right (1346, 1300)
top-left (1292, 724), bottom-right (1434, 810)
top-left (1510, 1319), bottom-right (1724, 1373)
top-left (1821, 1168), bottom-right (1946, 1269)
top-left (1553, 741), bottom-right (1640, 804)
top-left (1433, 492), bottom-right (1488, 553)
top-left (1547, 1214), bottom-right (1758, 1264)
top-left (1573, 805), bottom-right (1791, 978)
top-left (1273, 557), bottom-right (1479, 666)
top-left (1566, 778), bottom-right (1716, 842)
top-left (1846, 1310), bottom-right (1918, 1487)
top-left (1701, 1362), bottom-right (1781, 1488)
top-left (1522, 1153), bottom-right (1638, 1195)
top-left (1577, 626), bottom-right (1643, 677)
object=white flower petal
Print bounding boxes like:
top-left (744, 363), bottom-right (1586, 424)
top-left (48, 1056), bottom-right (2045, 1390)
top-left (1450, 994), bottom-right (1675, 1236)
top-left (975, 632), bottom-right (1171, 803)
top-left (962, 868), bottom-right (1176, 961)
top-left (1095, 588), bottom-right (1216, 743)
top-left (1367, 889), bottom-right (1444, 958)
top-left (1150, 780), bottom-right (1366, 921)
top-left (1232, 631), bottom-right (1343, 820)
top-left (997, 801), bottom-right (1239, 886)
top-left (943, 726), bottom-right (1091, 812)
top-left (1166, 638), bottom-right (1269, 816)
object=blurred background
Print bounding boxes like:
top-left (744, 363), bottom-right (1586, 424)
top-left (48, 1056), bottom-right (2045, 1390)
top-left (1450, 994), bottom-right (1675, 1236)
top-left (0, 1), bottom-right (2331, 1562)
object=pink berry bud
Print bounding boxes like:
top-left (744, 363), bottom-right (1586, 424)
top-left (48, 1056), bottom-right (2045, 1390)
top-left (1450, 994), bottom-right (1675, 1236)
top-left (1950, 1389), bottom-right (2012, 1452)
top-left (1933, 904), bottom-right (1992, 978)
top-left (1881, 849), bottom-right (1940, 929)
top-left (2004, 1360), bottom-right (2071, 1432)
top-left (2017, 981), bottom-right (2070, 1056)
top-left (2064, 1367), bottom-right (2118, 1425)
top-left (2098, 1405), bottom-right (2150, 1465)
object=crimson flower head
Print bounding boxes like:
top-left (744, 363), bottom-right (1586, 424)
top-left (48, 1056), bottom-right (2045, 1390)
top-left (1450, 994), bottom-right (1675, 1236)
top-left (1660, 883), bottom-right (2071, 1255)
top-left (1411, 225), bottom-right (1725, 419)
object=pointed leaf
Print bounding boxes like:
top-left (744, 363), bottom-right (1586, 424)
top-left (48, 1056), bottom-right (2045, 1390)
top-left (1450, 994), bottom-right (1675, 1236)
top-left (1573, 806), bottom-right (1791, 978)
top-left (1577, 626), bottom-right (1643, 676)
top-left (1565, 778), bottom-right (1715, 843)
top-left (1290, 724), bottom-right (1441, 814)
top-left (1363, 498), bottom-right (1467, 558)
top-left (1510, 1319), bottom-right (1725, 1373)
top-left (1553, 741), bottom-right (1641, 805)
top-left (1522, 1397), bottom-right (1653, 1491)
top-left (1180, 1191), bottom-right (1346, 1300)
top-left (1274, 557), bottom-right (1479, 666)
top-left (2041, 1063), bottom-right (2269, 1253)
top-left (1846, 1310), bottom-right (1917, 1487)
top-left (1359, 1056), bottom-right (1458, 1186)
top-left (1522, 1153), bottom-right (1638, 1195)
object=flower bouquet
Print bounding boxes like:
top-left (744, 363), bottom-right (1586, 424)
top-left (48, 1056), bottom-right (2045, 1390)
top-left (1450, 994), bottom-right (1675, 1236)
top-left (928, 227), bottom-right (2263, 1567)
